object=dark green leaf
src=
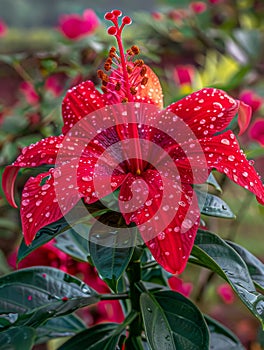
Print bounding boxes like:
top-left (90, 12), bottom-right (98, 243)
top-left (195, 190), bottom-right (235, 218)
top-left (0, 267), bottom-right (99, 328)
top-left (0, 326), bottom-right (36, 350)
top-left (54, 224), bottom-right (90, 262)
top-left (35, 314), bottom-right (86, 344)
top-left (140, 290), bottom-right (209, 350)
top-left (58, 323), bottom-right (121, 350)
top-left (227, 241), bottom-right (264, 293)
top-left (58, 312), bottom-right (137, 350)
top-left (205, 315), bottom-right (245, 349)
top-left (89, 212), bottom-right (137, 292)
top-left (192, 230), bottom-right (264, 326)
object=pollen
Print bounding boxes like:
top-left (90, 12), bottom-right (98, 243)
top-left (136, 169), bottom-right (141, 175)
top-left (141, 77), bottom-right (148, 86)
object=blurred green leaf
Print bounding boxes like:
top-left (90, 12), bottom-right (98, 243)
top-left (192, 230), bottom-right (264, 326)
top-left (141, 290), bottom-right (209, 350)
top-left (0, 326), bottom-right (36, 350)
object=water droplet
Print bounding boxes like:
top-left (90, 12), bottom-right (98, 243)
top-left (162, 205), bottom-right (170, 212)
top-left (82, 176), bottom-right (92, 182)
top-left (242, 171), bottom-right (248, 177)
top-left (158, 232), bottom-right (166, 240)
top-left (145, 199), bottom-right (152, 206)
top-left (147, 307), bottom-right (152, 313)
top-left (53, 169), bottom-right (62, 178)
top-left (22, 199), bottom-right (30, 206)
top-left (228, 155), bottom-right (235, 161)
top-left (42, 184), bottom-right (50, 191)
top-left (221, 139), bottom-right (230, 145)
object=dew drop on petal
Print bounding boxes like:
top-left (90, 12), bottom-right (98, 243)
top-left (221, 139), bottom-right (230, 145)
top-left (158, 232), bottom-right (166, 240)
top-left (22, 199), bottom-right (30, 206)
top-left (228, 155), bottom-right (235, 161)
top-left (162, 205), bottom-right (170, 212)
top-left (242, 172), bottom-right (248, 177)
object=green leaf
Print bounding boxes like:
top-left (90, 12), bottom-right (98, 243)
top-left (58, 312), bottom-right (137, 350)
top-left (205, 315), bottom-right (245, 350)
top-left (195, 190), bottom-right (235, 218)
top-left (140, 290), bottom-right (209, 350)
top-left (192, 230), bottom-right (264, 326)
top-left (58, 323), bottom-right (121, 350)
top-left (17, 217), bottom-right (70, 263)
top-left (227, 241), bottom-right (264, 293)
top-left (0, 266), bottom-right (100, 328)
top-left (35, 314), bottom-right (86, 344)
top-left (54, 224), bottom-right (90, 262)
top-left (206, 173), bottom-right (222, 193)
top-left (0, 326), bottom-right (36, 350)
top-left (88, 212), bottom-right (137, 292)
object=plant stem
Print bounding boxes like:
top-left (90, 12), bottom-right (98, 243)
top-left (100, 293), bottom-right (129, 301)
top-left (126, 259), bottom-right (143, 338)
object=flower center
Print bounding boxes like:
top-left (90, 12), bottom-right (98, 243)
top-left (98, 10), bottom-right (149, 103)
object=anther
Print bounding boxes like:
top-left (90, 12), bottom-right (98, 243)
top-left (131, 45), bottom-right (140, 55)
top-left (130, 87), bottom-right (137, 95)
top-left (122, 97), bottom-right (128, 103)
top-left (115, 82), bottom-right (121, 91)
top-left (127, 65), bottom-right (133, 74)
top-left (141, 77), bottom-right (148, 86)
top-left (140, 66), bottom-right (147, 77)
top-left (101, 86), bottom-right (108, 93)
top-left (134, 59), bottom-right (144, 67)
top-left (97, 69), bottom-right (104, 79)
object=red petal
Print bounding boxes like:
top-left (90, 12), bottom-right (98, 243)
top-left (200, 131), bottom-right (264, 204)
top-left (119, 169), bottom-right (200, 274)
top-left (21, 167), bottom-right (81, 245)
top-left (2, 166), bottom-right (19, 208)
top-left (62, 81), bottom-right (108, 135)
top-left (167, 88), bottom-right (239, 138)
top-left (2, 136), bottom-right (64, 207)
top-left (238, 100), bottom-right (252, 135)
top-left (134, 65), bottom-right (164, 109)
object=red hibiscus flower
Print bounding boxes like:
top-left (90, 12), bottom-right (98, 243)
top-left (58, 9), bottom-right (99, 40)
top-left (2, 10), bottom-right (264, 275)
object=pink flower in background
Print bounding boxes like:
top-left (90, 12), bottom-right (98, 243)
top-left (0, 20), bottom-right (7, 37)
top-left (59, 9), bottom-right (99, 40)
top-left (208, 0), bottom-right (224, 4)
top-left (217, 283), bottom-right (235, 304)
top-left (174, 65), bottom-right (195, 87)
top-left (249, 119), bottom-right (264, 146)
top-left (20, 81), bottom-right (39, 105)
top-left (168, 276), bottom-right (193, 297)
top-left (239, 90), bottom-right (263, 113)
top-left (189, 1), bottom-right (207, 14)
top-left (8, 242), bottom-right (124, 325)
top-left (151, 12), bottom-right (163, 21)
top-left (45, 74), bottom-right (65, 97)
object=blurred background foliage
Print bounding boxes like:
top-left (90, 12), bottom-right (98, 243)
top-left (0, 0), bottom-right (264, 349)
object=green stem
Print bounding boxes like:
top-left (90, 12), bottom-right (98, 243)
top-left (126, 259), bottom-right (143, 338)
top-left (100, 293), bottom-right (129, 301)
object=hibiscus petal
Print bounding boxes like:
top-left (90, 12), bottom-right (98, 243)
top-left (134, 65), bottom-right (164, 109)
top-left (237, 100), bottom-right (252, 135)
top-left (200, 131), bottom-right (264, 204)
top-left (167, 88), bottom-right (239, 138)
top-left (21, 167), bottom-right (81, 245)
top-left (119, 169), bottom-right (200, 274)
top-left (2, 136), bottom-right (64, 208)
top-left (62, 81), bottom-right (108, 135)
